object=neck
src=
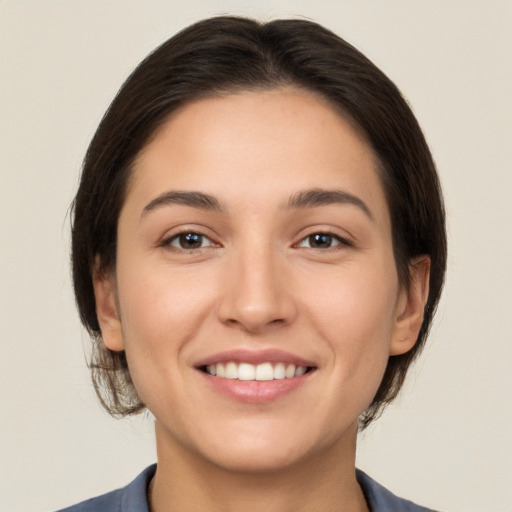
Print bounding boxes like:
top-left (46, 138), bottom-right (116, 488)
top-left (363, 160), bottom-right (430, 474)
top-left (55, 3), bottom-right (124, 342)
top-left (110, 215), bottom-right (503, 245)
top-left (149, 421), bottom-right (369, 512)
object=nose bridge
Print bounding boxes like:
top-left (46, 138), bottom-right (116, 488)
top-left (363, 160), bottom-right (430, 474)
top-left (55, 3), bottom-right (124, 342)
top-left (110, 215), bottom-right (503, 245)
top-left (218, 236), bottom-right (295, 332)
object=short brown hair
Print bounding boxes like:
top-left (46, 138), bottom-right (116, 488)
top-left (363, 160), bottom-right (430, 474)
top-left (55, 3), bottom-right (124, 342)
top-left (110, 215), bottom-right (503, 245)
top-left (71, 16), bottom-right (446, 428)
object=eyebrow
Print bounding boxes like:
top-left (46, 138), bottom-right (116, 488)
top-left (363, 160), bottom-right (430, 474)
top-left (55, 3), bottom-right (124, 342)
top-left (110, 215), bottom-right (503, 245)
top-left (140, 187), bottom-right (373, 221)
top-left (141, 191), bottom-right (223, 219)
top-left (285, 188), bottom-right (374, 220)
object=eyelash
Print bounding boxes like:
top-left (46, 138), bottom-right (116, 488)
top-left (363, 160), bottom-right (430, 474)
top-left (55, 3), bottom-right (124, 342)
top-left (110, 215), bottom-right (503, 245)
top-left (161, 232), bottom-right (218, 251)
top-left (161, 230), bottom-right (351, 252)
top-left (295, 231), bottom-right (351, 250)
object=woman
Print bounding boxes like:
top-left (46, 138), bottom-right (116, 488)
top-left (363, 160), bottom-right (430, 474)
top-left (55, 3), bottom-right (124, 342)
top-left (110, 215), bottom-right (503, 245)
top-left (63, 15), bottom-right (446, 512)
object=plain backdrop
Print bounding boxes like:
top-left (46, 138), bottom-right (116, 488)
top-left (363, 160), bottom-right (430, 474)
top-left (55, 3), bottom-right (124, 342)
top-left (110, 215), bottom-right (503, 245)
top-left (1, 1), bottom-right (511, 511)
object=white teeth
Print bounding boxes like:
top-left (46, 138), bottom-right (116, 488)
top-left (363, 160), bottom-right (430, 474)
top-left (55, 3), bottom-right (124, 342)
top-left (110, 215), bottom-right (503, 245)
top-left (225, 361), bottom-right (238, 379)
top-left (274, 362), bottom-right (286, 380)
top-left (295, 366), bottom-right (307, 376)
top-left (216, 363), bottom-right (225, 377)
top-left (205, 361), bottom-right (310, 381)
top-left (255, 362), bottom-right (273, 381)
top-left (238, 363), bottom-right (256, 381)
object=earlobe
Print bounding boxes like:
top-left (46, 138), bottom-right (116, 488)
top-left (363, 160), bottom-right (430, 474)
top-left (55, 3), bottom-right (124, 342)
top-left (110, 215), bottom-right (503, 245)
top-left (92, 264), bottom-right (125, 352)
top-left (389, 256), bottom-right (431, 356)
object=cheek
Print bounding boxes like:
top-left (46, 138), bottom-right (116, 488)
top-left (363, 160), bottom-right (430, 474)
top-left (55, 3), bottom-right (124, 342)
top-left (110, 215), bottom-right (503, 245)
top-left (117, 260), bottom-right (216, 343)
top-left (113, 262), bottom-right (214, 403)
top-left (301, 260), bottom-right (399, 383)
top-left (305, 258), bottom-right (397, 327)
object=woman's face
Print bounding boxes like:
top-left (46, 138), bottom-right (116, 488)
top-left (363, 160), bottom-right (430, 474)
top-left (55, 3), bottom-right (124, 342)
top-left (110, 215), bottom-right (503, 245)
top-left (95, 88), bottom-right (424, 472)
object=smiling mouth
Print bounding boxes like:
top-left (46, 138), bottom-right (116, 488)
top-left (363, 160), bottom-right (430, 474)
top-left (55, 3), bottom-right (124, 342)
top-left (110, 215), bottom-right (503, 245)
top-left (200, 362), bottom-right (315, 381)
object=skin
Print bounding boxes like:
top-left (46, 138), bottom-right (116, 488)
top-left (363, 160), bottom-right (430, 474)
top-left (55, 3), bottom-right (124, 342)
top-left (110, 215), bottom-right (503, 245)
top-left (94, 88), bottom-right (429, 512)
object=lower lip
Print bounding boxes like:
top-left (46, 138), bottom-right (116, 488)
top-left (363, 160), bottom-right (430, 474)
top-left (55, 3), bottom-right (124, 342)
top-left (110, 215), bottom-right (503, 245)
top-left (197, 370), bottom-right (313, 404)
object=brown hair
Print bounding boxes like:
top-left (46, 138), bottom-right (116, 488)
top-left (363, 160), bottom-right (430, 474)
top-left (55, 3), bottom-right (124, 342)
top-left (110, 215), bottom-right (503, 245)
top-left (71, 16), bottom-right (446, 428)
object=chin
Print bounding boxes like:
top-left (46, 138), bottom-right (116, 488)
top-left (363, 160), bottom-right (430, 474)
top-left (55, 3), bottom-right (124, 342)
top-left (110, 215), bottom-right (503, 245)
top-left (203, 443), bottom-right (311, 475)
top-left (191, 420), bottom-right (355, 475)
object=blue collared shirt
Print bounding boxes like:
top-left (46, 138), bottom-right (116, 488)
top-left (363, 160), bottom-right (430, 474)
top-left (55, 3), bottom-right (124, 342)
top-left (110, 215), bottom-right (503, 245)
top-left (57, 464), bottom-right (437, 512)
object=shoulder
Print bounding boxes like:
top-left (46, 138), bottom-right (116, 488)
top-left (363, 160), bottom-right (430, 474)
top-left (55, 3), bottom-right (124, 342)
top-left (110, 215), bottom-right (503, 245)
top-left (356, 470), bottom-right (439, 512)
top-left (55, 464), bottom-right (156, 512)
top-left (55, 488), bottom-right (124, 512)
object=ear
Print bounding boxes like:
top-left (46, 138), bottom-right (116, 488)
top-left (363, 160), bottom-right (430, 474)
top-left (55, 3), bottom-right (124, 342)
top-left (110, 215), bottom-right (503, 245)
top-left (92, 263), bottom-right (125, 352)
top-left (389, 256), bottom-right (431, 356)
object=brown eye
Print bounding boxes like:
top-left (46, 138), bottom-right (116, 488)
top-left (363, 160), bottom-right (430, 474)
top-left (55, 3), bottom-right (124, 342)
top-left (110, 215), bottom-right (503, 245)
top-left (168, 232), bottom-right (209, 249)
top-left (297, 233), bottom-right (344, 249)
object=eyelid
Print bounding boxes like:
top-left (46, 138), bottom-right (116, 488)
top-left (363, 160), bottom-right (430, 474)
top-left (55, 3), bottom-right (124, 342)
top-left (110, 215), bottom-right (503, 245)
top-left (296, 234), bottom-right (340, 249)
top-left (294, 228), bottom-right (354, 249)
top-left (157, 225), bottom-right (353, 252)
top-left (169, 233), bottom-right (215, 249)
top-left (159, 226), bottom-right (221, 251)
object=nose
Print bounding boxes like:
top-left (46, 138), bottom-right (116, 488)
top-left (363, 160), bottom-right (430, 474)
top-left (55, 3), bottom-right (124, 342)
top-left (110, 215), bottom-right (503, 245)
top-left (217, 244), bottom-right (298, 333)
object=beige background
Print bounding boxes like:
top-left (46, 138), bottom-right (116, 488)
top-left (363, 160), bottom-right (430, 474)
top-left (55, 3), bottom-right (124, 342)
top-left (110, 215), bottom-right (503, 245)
top-left (1, 1), bottom-right (511, 511)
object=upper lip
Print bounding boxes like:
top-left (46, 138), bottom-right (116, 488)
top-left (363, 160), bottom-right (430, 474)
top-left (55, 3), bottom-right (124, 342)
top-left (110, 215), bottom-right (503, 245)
top-left (194, 349), bottom-right (317, 368)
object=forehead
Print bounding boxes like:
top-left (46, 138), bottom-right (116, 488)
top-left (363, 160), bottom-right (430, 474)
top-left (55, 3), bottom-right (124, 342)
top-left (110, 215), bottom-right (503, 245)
top-left (127, 88), bottom-right (388, 224)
